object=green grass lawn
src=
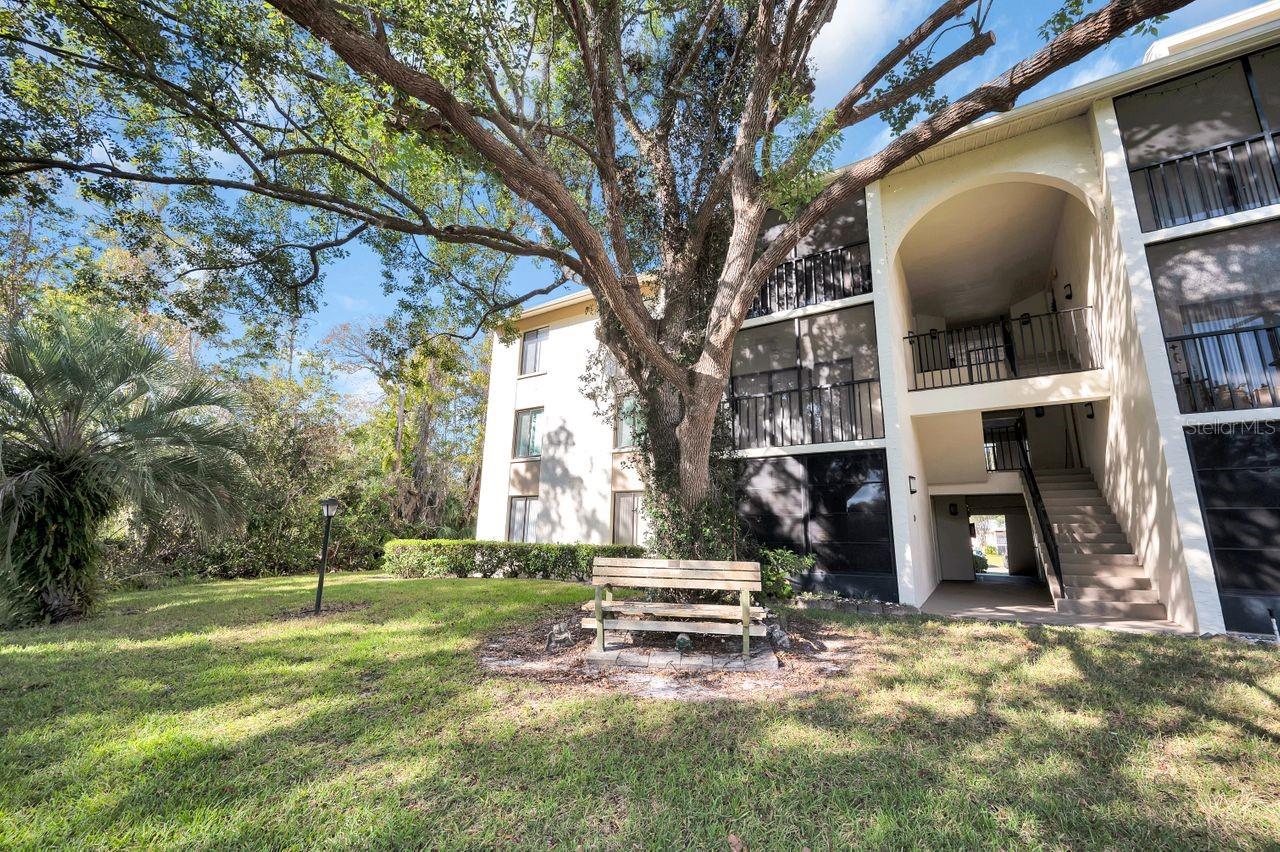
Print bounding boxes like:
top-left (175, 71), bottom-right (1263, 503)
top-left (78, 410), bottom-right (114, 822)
top-left (1, 574), bottom-right (1277, 850)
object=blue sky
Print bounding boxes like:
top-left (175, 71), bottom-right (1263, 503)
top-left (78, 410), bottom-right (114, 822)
top-left (312, 0), bottom-right (1262, 382)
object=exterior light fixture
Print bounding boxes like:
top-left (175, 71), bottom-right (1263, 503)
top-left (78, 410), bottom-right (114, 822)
top-left (949, 502), bottom-right (959, 516)
top-left (1084, 402), bottom-right (1095, 419)
top-left (909, 476), bottom-right (918, 495)
top-left (315, 498), bottom-right (341, 614)
top-left (1064, 283), bottom-right (1073, 301)
top-left (1034, 406), bottom-right (1045, 418)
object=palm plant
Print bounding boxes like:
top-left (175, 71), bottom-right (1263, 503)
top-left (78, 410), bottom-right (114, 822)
top-left (0, 310), bottom-right (248, 625)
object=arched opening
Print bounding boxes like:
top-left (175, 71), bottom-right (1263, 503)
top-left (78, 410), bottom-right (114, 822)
top-left (896, 181), bottom-right (1099, 390)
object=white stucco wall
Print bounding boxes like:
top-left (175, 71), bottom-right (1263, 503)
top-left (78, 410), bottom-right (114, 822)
top-left (1090, 98), bottom-right (1225, 632)
top-left (476, 333), bottom-right (520, 541)
top-left (475, 304), bottom-right (619, 545)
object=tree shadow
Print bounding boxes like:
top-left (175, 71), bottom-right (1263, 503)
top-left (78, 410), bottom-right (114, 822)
top-left (1, 578), bottom-right (1277, 848)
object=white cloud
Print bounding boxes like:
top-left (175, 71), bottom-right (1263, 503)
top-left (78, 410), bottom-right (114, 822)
top-left (810, 0), bottom-right (933, 108)
top-left (1063, 53), bottom-right (1123, 90)
top-left (333, 366), bottom-right (384, 407)
top-left (334, 292), bottom-right (371, 312)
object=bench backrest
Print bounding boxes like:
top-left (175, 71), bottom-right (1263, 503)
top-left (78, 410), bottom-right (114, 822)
top-left (591, 557), bottom-right (761, 591)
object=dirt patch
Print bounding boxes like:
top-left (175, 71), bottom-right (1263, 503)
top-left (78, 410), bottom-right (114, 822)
top-left (275, 601), bottom-right (372, 620)
top-left (478, 606), bottom-right (873, 701)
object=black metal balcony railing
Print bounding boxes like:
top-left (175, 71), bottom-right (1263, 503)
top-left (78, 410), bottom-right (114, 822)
top-left (904, 306), bottom-right (1098, 391)
top-left (1131, 132), bottom-right (1280, 232)
top-left (747, 242), bottom-right (872, 319)
top-left (1166, 324), bottom-right (1280, 413)
top-left (727, 377), bottom-right (883, 450)
top-left (983, 423), bottom-right (1024, 472)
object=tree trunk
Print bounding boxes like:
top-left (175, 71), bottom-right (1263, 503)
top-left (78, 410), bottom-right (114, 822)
top-left (638, 364), bottom-right (729, 510)
top-left (673, 374), bottom-right (725, 509)
top-left (393, 384), bottom-right (406, 474)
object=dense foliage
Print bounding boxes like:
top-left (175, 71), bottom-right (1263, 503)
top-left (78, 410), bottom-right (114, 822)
top-left (383, 539), bottom-right (645, 582)
top-left (0, 310), bottom-right (249, 625)
top-left (0, 0), bottom-right (1189, 533)
top-left (103, 338), bottom-right (489, 586)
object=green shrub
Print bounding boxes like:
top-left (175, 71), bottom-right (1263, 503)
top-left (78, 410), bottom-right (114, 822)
top-left (382, 539), bottom-right (644, 582)
top-left (759, 548), bottom-right (809, 600)
top-left (973, 551), bottom-right (989, 572)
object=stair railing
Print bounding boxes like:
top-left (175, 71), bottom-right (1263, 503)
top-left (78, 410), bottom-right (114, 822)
top-left (1013, 419), bottom-right (1067, 598)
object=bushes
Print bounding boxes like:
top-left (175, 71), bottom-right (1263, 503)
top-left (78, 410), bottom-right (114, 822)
top-left (385, 539), bottom-right (808, 602)
top-left (383, 539), bottom-right (644, 582)
top-left (759, 548), bottom-right (809, 600)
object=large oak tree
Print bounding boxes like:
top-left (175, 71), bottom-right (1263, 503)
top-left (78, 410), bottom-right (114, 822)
top-left (1, 0), bottom-right (1193, 523)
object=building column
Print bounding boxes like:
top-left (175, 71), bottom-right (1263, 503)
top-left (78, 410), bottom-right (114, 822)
top-left (1089, 98), bottom-right (1226, 633)
top-left (867, 181), bottom-right (935, 607)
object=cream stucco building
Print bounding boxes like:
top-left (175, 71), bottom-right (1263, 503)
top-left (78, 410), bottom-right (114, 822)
top-left (478, 4), bottom-right (1280, 635)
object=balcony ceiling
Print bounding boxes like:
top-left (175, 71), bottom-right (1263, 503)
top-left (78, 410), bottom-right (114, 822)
top-left (900, 182), bottom-right (1070, 325)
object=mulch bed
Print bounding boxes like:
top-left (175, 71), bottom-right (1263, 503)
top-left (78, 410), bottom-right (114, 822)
top-left (477, 605), bottom-right (876, 701)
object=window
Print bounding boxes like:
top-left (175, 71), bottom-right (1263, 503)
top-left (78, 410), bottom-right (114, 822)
top-left (513, 408), bottom-right (542, 458)
top-left (507, 496), bottom-right (539, 542)
top-left (612, 491), bottom-right (644, 546)
top-left (1147, 220), bottom-right (1280, 413)
top-left (520, 327), bottom-right (548, 375)
top-left (614, 397), bottom-right (639, 449)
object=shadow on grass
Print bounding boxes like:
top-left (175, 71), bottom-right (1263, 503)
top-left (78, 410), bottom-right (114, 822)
top-left (1, 577), bottom-right (1277, 849)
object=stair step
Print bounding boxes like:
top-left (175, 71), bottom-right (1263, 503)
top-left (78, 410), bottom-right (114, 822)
top-left (1059, 542), bottom-right (1134, 555)
top-left (1055, 563), bottom-right (1146, 579)
top-left (1049, 506), bottom-right (1121, 521)
top-left (1062, 573), bottom-right (1152, 590)
top-left (1055, 531), bottom-right (1127, 543)
top-left (1060, 552), bottom-right (1140, 566)
top-left (1047, 502), bottom-right (1112, 512)
top-left (1035, 468), bottom-right (1092, 477)
top-left (1052, 520), bottom-right (1123, 531)
top-left (1063, 587), bottom-right (1161, 603)
top-left (1043, 495), bottom-right (1108, 506)
top-left (1038, 483), bottom-right (1102, 494)
top-left (1056, 599), bottom-right (1168, 619)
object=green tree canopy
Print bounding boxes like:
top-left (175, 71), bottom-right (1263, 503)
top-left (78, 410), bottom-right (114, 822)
top-left (0, 0), bottom-right (1189, 522)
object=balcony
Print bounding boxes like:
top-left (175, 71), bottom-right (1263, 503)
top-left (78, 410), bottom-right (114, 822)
top-left (904, 307), bottom-right (1099, 391)
top-left (747, 242), bottom-right (872, 319)
top-left (1117, 52), bottom-right (1280, 233)
top-left (983, 420), bottom-right (1024, 472)
top-left (1167, 324), bottom-right (1280, 413)
top-left (727, 373), bottom-right (884, 450)
top-left (1130, 133), bottom-right (1280, 232)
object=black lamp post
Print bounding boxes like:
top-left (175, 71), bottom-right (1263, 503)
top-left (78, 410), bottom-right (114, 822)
top-left (315, 497), bottom-right (340, 614)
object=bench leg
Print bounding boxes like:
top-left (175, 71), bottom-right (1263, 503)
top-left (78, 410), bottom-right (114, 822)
top-left (741, 589), bottom-right (750, 658)
top-left (594, 585), bottom-right (605, 652)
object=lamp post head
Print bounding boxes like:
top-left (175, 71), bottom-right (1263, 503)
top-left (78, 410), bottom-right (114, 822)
top-left (321, 497), bottom-right (340, 518)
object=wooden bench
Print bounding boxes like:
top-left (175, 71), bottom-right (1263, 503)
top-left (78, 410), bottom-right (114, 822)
top-left (581, 558), bottom-right (766, 657)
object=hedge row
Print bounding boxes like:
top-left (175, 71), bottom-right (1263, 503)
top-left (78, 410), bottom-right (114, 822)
top-left (382, 539), bottom-right (645, 582)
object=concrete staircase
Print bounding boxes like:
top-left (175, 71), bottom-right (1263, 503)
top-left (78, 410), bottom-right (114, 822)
top-left (1035, 467), bottom-right (1168, 620)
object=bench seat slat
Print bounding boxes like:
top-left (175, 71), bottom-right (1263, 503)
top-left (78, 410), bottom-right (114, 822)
top-left (579, 601), bottom-right (768, 619)
top-left (592, 575), bottom-right (761, 591)
top-left (581, 617), bottom-right (767, 637)
top-left (594, 558), bottom-right (761, 572)
top-left (593, 565), bottom-right (761, 581)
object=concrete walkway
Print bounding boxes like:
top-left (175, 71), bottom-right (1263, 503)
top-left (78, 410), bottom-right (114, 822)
top-left (922, 579), bottom-right (1190, 634)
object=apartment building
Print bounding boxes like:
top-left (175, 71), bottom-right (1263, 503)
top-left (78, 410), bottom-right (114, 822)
top-left (477, 3), bottom-right (1280, 635)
